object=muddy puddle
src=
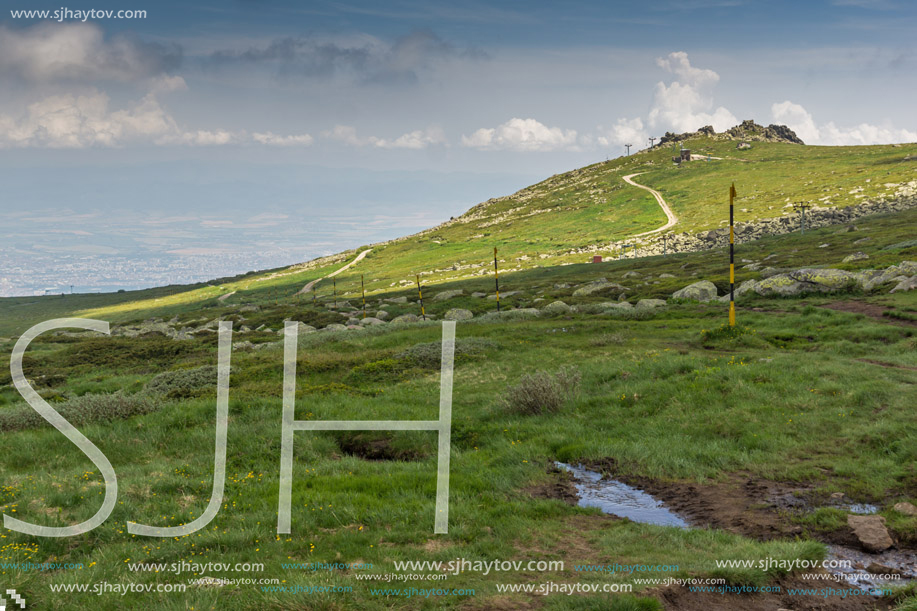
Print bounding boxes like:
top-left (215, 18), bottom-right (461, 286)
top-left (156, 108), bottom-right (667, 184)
top-left (554, 462), bottom-right (689, 528)
top-left (827, 545), bottom-right (917, 594)
top-left (556, 461), bottom-right (915, 596)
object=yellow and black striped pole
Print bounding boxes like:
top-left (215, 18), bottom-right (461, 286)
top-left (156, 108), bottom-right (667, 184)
top-left (416, 274), bottom-right (426, 321)
top-left (494, 247), bottom-right (501, 312)
top-left (361, 274), bottom-right (366, 319)
top-left (729, 182), bottom-right (737, 327)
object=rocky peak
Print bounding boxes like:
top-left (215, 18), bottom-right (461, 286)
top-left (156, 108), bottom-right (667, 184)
top-left (657, 120), bottom-right (804, 147)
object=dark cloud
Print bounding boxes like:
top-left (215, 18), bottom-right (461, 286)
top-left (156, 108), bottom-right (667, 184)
top-left (207, 29), bottom-right (486, 84)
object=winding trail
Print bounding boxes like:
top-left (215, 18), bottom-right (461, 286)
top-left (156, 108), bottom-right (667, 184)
top-left (296, 248), bottom-right (373, 295)
top-left (622, 172), bottom-right (678, 237)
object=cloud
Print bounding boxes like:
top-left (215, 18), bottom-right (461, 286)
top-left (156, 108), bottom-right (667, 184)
top-left (324, 125), bottom-right (445, 149)
top-left (0, 88), bottom-right (238, 148)
top-left (647, 51), bottom-right (737, 133)
top-left (0, 22), bottom-right (181, 83)
top-left (597, 117), bottom-right (648, 148)
top-left (252, 131), bottom-right (314, 146)
top-left (207, 29), bottom-right (484, 85)
top-left (461, 118), bottom-right (579, 152)
top-left (771, 100), bottom-right (917, 145)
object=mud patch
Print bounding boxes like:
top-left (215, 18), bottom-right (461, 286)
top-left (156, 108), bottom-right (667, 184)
top-left (587, 467), bottom-right (806, 541)
top-left (822, 300), bottom-right (917, 328)
top-left (527, 464), bottom-right (579, 506)
top-left (657, 572), bottom-right (893, 610)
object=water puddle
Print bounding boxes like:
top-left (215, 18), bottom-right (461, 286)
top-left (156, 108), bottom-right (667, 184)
top-left (827, 545), bottom-right (917, 594)
top-left (555, 462), bottom-right (689, 528)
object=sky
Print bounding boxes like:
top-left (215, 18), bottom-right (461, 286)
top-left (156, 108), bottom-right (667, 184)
top-left (0, 0), bottom-right (916, 294)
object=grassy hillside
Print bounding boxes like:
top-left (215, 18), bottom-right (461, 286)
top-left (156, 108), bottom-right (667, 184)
top-left (1, 138), bottom-right (917, 609)
top-left (2, 136), bottom-right (915, 337)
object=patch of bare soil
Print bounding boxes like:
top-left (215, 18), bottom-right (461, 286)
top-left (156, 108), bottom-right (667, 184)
top-left (657, 572), bottom-right (893, 610)
top-left (585, 461), bottom-right (877, 548)
top-left (526, 464), bottom-right (579, 506)
top-left (822, 300), bottom-right (917, 327)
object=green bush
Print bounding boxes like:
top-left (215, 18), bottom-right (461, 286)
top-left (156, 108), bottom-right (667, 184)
top-left (396, 337), bottom-right (497, 368)
top-left (0, 392), bottom-right (158, 432)
top-left (503, 366), bottom-right (581, 415)
top-left (144, 366), bottom-right (217, 399)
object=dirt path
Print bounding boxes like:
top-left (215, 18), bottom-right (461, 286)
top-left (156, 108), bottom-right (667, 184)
top-left (296, 248), bottom-right (372, 295)
top-left (622, 172), bottom-right (678, 236)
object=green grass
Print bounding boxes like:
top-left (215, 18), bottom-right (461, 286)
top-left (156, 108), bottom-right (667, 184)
top-left (1, 140), bottom-right (916, 608)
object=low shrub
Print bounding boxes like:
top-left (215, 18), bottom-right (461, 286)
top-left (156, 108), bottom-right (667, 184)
top-left (144, 366), bottom-right (217, 398)
top-left (397, 337), bottom-right (497, 368)
top-left (503, 366), bottom-right (581, 415)
top-left (0, 392), bottom-right (158, 432)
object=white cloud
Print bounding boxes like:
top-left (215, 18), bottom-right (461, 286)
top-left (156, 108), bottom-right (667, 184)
top-left (372, 126), bottom-right (446, 149)
top-left (647, 51), bottom-right (737, 133)
top-left (597, 117), bottom-right (648, 148)
top-left (0, 88), bottom-right (237, 148)
top-left (461, 117), bottom-right (578, 152)
top-left (253, 131), bottom-right (314, 146)
top-left (0, 22), bottom-right (181, 83)
top-left (771, 100), bottom-right (917, 145)
top-left (324, 124), bottom-right (445, 149)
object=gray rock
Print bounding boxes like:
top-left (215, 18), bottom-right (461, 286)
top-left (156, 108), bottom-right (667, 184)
top-left (658, 273), bottom-right (676, 279)
top-left (433, 290), bottom-right (464, 302)
top-left (375, 310), bottom-right (389, 320)
top-left (542, 300), bottom-right (572, 314)
top-left (842, 252), bottom-right (869, 263)
top-left (671, 280), bottom-right (718, 302)
top-left (385, 296), bottom-right (408, 304)
top-left (391, 313), bottom-right (421, 324)
top-left (847, 515), bottom-right (893, 552)
top-left (602, 302), bottom-right (634, 312)
top-left (487, 291), bottom-right (521, 300)
top-left (553, 283), bottom-right (571, 289)
top-left (572, 280), bottom-right (628, 297)
top-left (489, 308), bottom-right (541, 320)
top-left (347, 317), bottom-right (361, 325)
top-left (359, 317), bottom-right (385, 325)
top-left (322, 323), bottom-right (348, 332)
top-left (891, 276), bottom-right (917, 293)
top-left (893, 502), bottom-right (917, 516)
top-left (444, 308), bottom-right (473, 321)
top-left (636, 299), bottom-right (666, 309)
top-left (853, 237), bottom-right (871, 245)
top-left (622, 271), bottom-right (642, 278)
top-left (471, 292), bottom-right (487, 298)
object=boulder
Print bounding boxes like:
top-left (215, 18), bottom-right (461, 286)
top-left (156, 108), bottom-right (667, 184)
top-left (487, 290), bottom-right (521, 300)
top-left (622, 271), bottom-right (642, 278)
top-left (391, 314), bottom-right (421, 324)
top-left (375, 310), bottom-right (390, 320)
top-left (893, 502), bottom-right (917, 516)
top-left (444, 308), bottom-right (473, 321)
top-left (603, 302), bottom-right (634, 312)
top-left (359, 317), bottom-right (385, 325)
top-left (891, 276), bottom-right (917, 293)
top-left (572, 280), bottom-right (628, 297)
top-left (754, 268), bottom-right (857, 297)
top-left (847, 515), bottom-right (893, 552)
top-left (671, 280), bottom-right (718, 302)
top-left (322, 324), bottom-right (348, 332)
top-left (433, 290), bottom-right (464, 302)
top-left (636, 299), bottom-right (666, 309)
top-left (842, 252), bottom-right (869, 263)
top-left (385, 296), bottom-right (408, 304)
top-left (542, 300), bottom-right (572, 314)
top-left (471, 292), bottom-right (487, 298)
